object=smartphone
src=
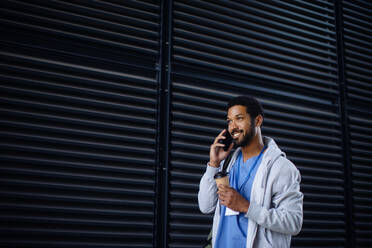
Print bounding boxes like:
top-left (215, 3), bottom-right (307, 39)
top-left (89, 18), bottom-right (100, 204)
top-left (218, 128), bottom-right (233, 151)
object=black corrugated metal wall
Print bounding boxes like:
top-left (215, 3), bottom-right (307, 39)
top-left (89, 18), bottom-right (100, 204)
top-left (343, 1), bottom-right (372, 247)
top-left (0, 1), bottom-right (371, 247)
top-left (0, 0), bottom-right (160, 247)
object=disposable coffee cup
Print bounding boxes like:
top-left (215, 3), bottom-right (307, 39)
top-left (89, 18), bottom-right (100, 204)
top-left (214, 171), bottom-right (229, 187)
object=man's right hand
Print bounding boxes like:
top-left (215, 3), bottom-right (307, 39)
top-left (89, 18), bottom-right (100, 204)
top-left (209, 129), bottom-right (234, 168)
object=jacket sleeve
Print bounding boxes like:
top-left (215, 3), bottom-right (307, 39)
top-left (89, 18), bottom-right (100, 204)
top-left (198, 163), bottom-right (220, 214)
top-left (246, 159), bottom-right (303, 235)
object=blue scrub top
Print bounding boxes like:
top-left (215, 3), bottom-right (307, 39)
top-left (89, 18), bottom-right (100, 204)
top-left (215, 150), bottom-right (264, 248)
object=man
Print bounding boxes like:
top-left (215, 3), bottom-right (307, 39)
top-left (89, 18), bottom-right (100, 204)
top-left (198, 96), bottom-right (303, 248)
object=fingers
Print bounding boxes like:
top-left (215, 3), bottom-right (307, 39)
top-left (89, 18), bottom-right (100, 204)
top-left (209, 129), bottom-right (231, 167)
top-left (217, 186), bottom-right (232, 199)
top-left (212, 143), bottom-right (225, 148)
top-left (226, 142), bottom-right (234, 152)
top-left (217, 187), bottom-right (236, 204)
top-left (218, 191), bottom-right (231, 205)
top-left (217, 184), bottom-right (230, 192)
top-left (209, 143), bottom-right (225, 155)
top-left (213, 129), bottom-right (227, 144)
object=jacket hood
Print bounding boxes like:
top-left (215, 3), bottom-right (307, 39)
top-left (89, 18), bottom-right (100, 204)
top-left (262, 136), bottom-right (286, 161)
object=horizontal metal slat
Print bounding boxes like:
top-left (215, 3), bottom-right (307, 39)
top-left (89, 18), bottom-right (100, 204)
top-left (173, 67), bottom-right (339, 101)
top-left (352, 180), bottom-right (372, 191)
top-left (344, 29), bottom-right (372, 48)
top-left (0, 203), bottom-right (154, 218)
top-left (0, 178), bottom-right (154, 197)
top-left (30, 0), bottom-right (159, 29)
top-left (1, 215), bottom-right (153, 228)
top-left (5, 0), bottom-right (158, 38)
top-left (0, 191), bottom-right (153, 207)
top-left (345, 54), bottom-right (372, 70)
top-left (0, 85), bottom-right (156, 116)
top-left (0, 59), bottom-right (157, 89)
top-left (343, 1), bottom-right (372, 20)
top-left (71, 0), bottom-right (160, 21)
top-left (0, 143), bottom-right (155, 164)
top-left (350, 132), bottom-right (372, 143)
top-left (305, 210), bottom-right (344, 219)
top-left (175, 29), bottom-right (337, 72)
top-left (0, 75), bottom-right (155, 106)
top-left (206, 0), bottom-right (335, 33)
top-left (0, 121), bottom-right (155, 146)
top-left (345, 66), bottom-right (372, 81)
top-left (0, 242), bottom-right (151, 248)
top-left (174, 20), bottom-right (335, 61)
top-left (303, 200), bottom-right (345, 209)
top-left (0, 98), bottom-right (156, 126)
top-left (174, 45), bottom-right (336, 76)
top-left (3, 1), bottom-right (157, 42)
top-left (173, 57), bottom-right (338, 94)
top-left (0, 10), bottom-right (158, 55)
top-left (344, 19), bottom-right (372, 38)
top-left (347, 91), bottom-right (372, 104)
top-left (354, 205), bottom-right (372, 213)
top-left (349, 116), bottom-right (372, 129)
top-left (175, 1), bottom-right (335, 43)
top-left (255, 0), bottom-right (335, 20)
top-left (173, 80), bottom-right (336, 107)
top-left (0, 49), bottom-right (158, 83)
top-left (0, 167), bottom-right (154, 187)
top-left (292, 157), bottom-right (342, 170)
top-left (174, 40), bottom-right (337, 81)
top-left (174, 11), bottom-right (336, 53)
top-left (169, 222), bottom-right (211, 231)
top-left (344, 41), bottom-right (372, 59)
top-left (0, 167), bottom-right (155, 191)
top-left (2, 200), bottom-right (154, 215)
top-left (0, 109), bottom-right (156, 139)
top-left (302, 175), bottom-right (343, 186)
top-left (0, 227), bottom-right (153, 239)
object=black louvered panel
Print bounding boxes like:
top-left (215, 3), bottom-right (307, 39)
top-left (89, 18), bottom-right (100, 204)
top-left (343, 1), bottom-right (372, 247)
top-left (348, 107), bottom-right (372, 248)
top-left (169, 1), bottom-right (344, 247)
top-left (172, 0), bottom-right (338, 94)
top-left (0, 0), bottom-right (159, 67)
top-left (169, 76), bottom-right (344, 248)
top-left (0, 0), bottom-right (160, 247)
top-left (343, 1), bottom-right (372, 105)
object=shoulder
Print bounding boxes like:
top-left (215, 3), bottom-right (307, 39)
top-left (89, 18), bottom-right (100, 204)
top-left (273, 156), bottom-right (299, 174)
top-left (270, 156), bottom-right (301, 185)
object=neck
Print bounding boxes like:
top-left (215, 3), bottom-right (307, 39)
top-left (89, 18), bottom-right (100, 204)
top-left (241, 134), bottom-right (265, 162)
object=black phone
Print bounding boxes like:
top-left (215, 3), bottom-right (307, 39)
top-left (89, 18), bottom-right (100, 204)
top-left (218, 128), bottom-right (233, 151)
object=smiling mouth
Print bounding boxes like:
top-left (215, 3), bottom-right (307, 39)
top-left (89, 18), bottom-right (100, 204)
top-left (232, 131), bottom-right (242, 138)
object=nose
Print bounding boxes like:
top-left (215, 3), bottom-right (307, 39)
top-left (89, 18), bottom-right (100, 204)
top-left (229, 119), bottom-right (238, 131)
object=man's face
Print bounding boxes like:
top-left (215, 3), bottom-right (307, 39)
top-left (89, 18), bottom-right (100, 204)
top-left (227, 105), bottom-right (256, 147)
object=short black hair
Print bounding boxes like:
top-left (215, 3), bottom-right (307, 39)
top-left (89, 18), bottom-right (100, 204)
top-left (227, 95), bottom-right (264, 119)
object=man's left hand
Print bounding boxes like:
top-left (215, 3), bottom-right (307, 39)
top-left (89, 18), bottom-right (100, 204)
top-left (217, 185), bottom-right (250, 213)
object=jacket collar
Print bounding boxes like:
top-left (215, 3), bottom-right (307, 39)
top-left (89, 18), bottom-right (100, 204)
top-left (226, 136), bottom-right (285, 172)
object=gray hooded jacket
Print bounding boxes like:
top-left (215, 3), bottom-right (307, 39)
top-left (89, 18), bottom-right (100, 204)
top-left (198, 137), bottom-right (303, 248)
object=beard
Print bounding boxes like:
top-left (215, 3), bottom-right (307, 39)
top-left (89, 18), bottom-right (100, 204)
top-left (233, 119), bottom-right (256, 148)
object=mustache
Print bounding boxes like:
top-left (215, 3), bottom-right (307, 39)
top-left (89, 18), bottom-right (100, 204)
top-left (231, 129), bottom-right (243, 135)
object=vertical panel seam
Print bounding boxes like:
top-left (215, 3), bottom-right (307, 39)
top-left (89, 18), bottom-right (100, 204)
top-left (334, 1), bottom-right (354, 247)
top-left (155, 0), bottom-right (173, 247)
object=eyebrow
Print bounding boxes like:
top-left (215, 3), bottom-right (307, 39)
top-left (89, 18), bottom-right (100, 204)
top-left (226, 114), bottom-right (245, 120)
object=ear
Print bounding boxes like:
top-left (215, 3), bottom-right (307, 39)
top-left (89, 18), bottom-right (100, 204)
top-left (255, 115), bottom-right (264, 127)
